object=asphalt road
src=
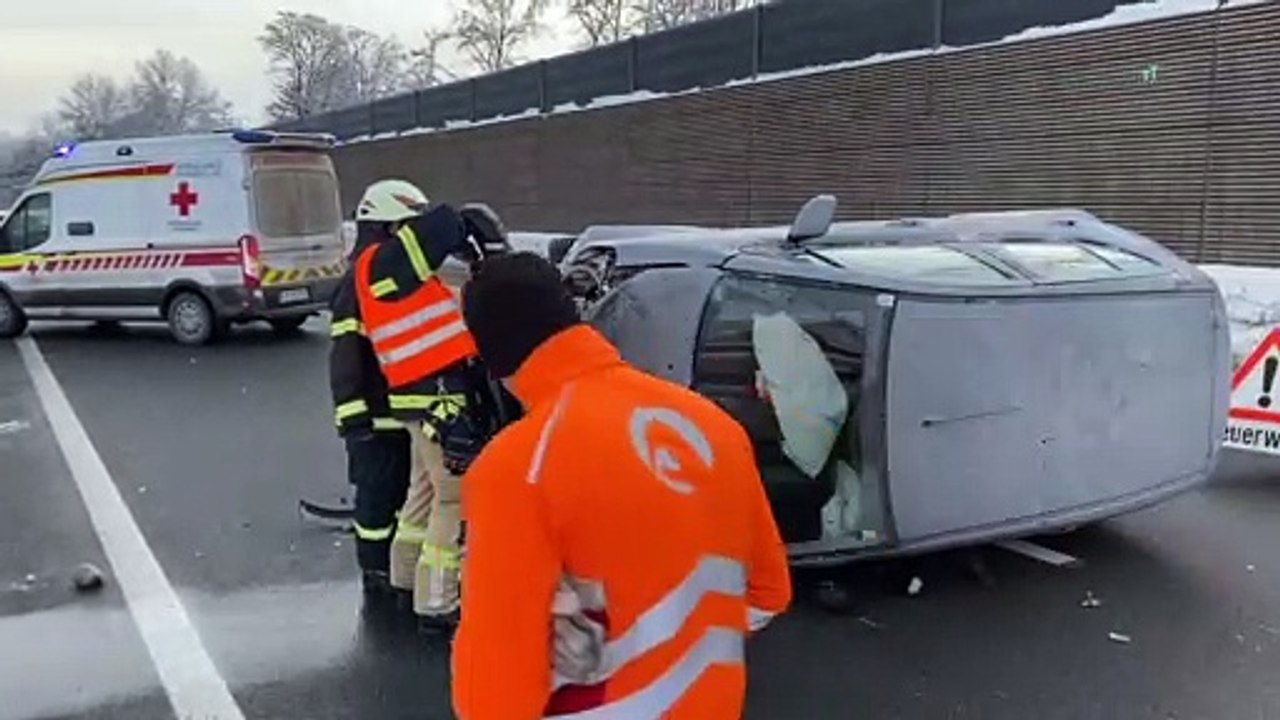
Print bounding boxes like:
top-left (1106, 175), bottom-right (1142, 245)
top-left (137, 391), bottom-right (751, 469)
top-left (1, 321), bottom-right (1278, 720)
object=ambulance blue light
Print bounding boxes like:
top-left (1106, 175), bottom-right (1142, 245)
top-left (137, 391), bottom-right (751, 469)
top-left (51, 142), bottom-right (76, 158)
top-left (232, 130), bottom-right (276, 144)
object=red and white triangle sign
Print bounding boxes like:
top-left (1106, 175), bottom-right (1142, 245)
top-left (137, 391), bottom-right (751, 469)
top-left (1226, 328), bottom-right (1280, 454)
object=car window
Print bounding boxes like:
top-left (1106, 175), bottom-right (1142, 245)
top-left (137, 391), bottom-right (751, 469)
top-left (997, 242), bottom-right (1132, 281)
top-left (1079, 242), bottom-right (1165, 274)
top-left (252, 169), bottom-right (341, 239)
top-left (1, 194), bottom-right (52, 252)
top-left (812, 245), bottom-right (1015, 285)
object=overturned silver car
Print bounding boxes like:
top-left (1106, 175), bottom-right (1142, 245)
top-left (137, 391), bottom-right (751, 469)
top-left (561, 197), bottom-right (1231, 566)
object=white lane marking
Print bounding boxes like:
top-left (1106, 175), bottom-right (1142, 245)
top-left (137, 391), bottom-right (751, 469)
top-left (17, 337), bottom-right (245, 720)
top-left (995, 539), bottom-right (1082, 568)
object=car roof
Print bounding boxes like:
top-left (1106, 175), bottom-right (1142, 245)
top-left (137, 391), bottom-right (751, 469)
top-left (566, 209), bottom-right (1215, 297)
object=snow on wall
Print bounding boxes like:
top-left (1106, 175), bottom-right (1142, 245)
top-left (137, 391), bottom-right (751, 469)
top-left (338, 0), bottom-right (1262, 147)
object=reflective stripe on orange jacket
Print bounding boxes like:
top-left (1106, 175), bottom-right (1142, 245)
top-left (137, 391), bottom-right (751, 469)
top-left (354, 243), bottom-right (476, 388)
top-left (452, 325), bottom-right (792, 720)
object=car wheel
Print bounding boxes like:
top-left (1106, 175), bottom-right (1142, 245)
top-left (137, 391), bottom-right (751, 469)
top-left (269, 316), bottom-right (307, 335)
top-left (166, 291), bottom-right (216, 346)
top-left (0, 292), bottom-right (29, 339)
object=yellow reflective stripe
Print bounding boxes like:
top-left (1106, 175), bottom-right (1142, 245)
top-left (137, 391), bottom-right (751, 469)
top-left (397, 226), bottom-right (433, 282)
top-left (330, 318), bottom-right (363, 337)
top-left (371, 278), bottom-right (398, 298)
top-left (336, 399), bottom-right (370, 421)
top-left (395, 520), bottom-right (429, 543)
top-left (354, 523), bottom-right (394, 541)
top-left (372, 417), bottom-right (405, 431)
top-left (388, 393), bottom-right (467, 411)
top-left (417, 544), bottom-right (461, 570)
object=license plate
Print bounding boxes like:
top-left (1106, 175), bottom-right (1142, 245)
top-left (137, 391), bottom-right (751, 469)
top-left (278, 288), bottom-right (311, 305)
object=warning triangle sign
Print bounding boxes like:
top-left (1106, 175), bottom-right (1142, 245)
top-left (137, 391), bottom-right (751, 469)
top-left (1230, 329), bottom-right (1280, 423)
top-left (1226, 329), bottom-right (1280, 455)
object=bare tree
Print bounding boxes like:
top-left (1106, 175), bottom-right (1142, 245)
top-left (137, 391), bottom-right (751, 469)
top-left (130, 50), bottom-right (233, 134)
top-left (259, 11), bottom-right (350, 121)
top-left (568, 0), bottom-right (635, 46)
top-left (632, 0), bottom-right (753, 32)
top-left (406, 28), bottom-right (457, 90)
top-left (451, 0), bottom-right (550, 73)
top-left (57, 75), bottom-right (131, 139)
top-left (337, 27), bottom-right (409, 104)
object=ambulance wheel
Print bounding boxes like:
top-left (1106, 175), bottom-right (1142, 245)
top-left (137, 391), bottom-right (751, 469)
top-left (166, 291), bottom-right (216, 346)
top-left (269, 316), bottom-right (307, 335)
top-left (0, 292), bottom-right (27, 339)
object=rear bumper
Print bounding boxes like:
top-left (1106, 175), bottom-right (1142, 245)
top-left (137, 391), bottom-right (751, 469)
top-left (210, 277), bottom-right (340, 320)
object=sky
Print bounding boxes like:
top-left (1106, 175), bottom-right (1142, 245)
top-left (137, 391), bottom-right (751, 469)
top-left (0, 0), bottom-right (573, 135)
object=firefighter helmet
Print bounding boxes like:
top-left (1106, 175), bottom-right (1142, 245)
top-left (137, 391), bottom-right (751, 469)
top-left (356, 179), bottom-right (429, 223)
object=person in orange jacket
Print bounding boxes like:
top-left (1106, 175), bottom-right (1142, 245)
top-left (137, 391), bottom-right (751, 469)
top-left (452, 252), bottom-right (793, 720)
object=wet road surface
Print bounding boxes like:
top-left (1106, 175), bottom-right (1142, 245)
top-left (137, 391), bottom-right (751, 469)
top-left (1, 321), bottom-right (1277, 720)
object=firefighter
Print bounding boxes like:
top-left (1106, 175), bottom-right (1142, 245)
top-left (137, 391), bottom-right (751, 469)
top-left (452, 252), bottom-right (793, 719)
top-left (329, 240), bottom-right (411, 604)
top-left (348, 179), bottom-right (509, 631)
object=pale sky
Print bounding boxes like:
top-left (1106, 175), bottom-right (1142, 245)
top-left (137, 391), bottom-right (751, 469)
top-left (0, 1), bottom-right (572, 134)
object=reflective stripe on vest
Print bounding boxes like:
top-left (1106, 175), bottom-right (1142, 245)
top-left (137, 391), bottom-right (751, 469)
top-left (354, 244), bottom-right (476, 387)
top-left (548, 556), bottom-right (748, 718)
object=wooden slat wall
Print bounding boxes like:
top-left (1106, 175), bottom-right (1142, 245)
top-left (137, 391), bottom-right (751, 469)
top-left (334, 1), bottom-right (1280, 266)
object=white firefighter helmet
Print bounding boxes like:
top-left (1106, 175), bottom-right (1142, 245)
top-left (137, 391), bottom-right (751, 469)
top-left (356, 179), bottom-right (429, 223)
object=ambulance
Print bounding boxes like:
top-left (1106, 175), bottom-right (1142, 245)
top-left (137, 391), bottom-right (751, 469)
top-left (0, 130), bottom-right (347, 344)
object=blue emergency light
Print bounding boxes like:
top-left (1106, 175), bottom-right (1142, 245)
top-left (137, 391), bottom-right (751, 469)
top-left (51, 142), bottom-right (77, 158)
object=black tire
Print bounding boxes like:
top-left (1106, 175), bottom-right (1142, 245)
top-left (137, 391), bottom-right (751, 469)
top-left (166, 291), bottom-right (216, 346)
top-left (0, 292), bottom-right (28, 339)
top-left (269, 315), bottom-right (308, 335)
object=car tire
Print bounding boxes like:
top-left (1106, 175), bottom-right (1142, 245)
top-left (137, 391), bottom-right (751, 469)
top-left (0, 292), bottom-right (29, 339)
top-left (166, 291), bottom-right (216, 346)
top-left (269, 316), bottom-right (307, 335)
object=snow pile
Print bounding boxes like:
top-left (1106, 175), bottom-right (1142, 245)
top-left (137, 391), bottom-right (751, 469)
top-left (1199, 264), bottom-right (1280, 367)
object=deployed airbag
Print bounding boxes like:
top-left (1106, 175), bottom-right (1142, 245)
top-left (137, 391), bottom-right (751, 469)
top-left (752, 312), bottom-right (849, 478)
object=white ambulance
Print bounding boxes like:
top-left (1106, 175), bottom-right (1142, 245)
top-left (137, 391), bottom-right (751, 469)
top-left (0, 130), bottom-right (347, 344)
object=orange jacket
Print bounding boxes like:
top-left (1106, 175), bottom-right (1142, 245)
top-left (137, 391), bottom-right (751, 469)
top-left (452, 324), bottom-right (792, 720)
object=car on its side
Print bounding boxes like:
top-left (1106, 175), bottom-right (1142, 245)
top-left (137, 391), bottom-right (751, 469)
top-left (562, 197), bottom-right (1231, 566)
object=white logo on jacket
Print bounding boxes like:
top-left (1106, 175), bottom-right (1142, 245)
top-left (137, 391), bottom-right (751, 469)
top-left (628, 407), bottom-right (715, 495)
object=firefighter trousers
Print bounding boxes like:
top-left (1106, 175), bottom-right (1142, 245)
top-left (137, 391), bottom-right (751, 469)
top-left (389, 422), bottom-right (463, 618)
top-left (346, 432), bottom-right (411, 575)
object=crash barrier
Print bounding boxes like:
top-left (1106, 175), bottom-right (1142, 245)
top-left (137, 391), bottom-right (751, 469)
top-left (275, 0), bottom-right (1165, 141)
top-left (324, 1), bottom-right (1280, 268)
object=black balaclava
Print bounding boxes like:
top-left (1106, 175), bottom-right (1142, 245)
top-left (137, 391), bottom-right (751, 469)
top-left (462, 252), bottom-right (581, 379)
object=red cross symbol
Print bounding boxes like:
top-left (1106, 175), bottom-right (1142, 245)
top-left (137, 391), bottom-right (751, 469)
top-left (170, 181), bottom-right (199, 217)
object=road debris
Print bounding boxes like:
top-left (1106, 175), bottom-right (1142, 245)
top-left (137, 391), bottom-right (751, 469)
top-left (1108, 632), bottom-right (1132, 645)
top-left (1081, 591), bottom-right (1102, 609)
top-left (0, 420), bottom-right (31, 436)
top-left (333, 540), bottom-right (343, 548)
top-left (1261, 624), bottom-right (1279, 636)
top-left (137, 486), bottom-right (148, 494)
top-left (72, 563), bottom-right (104, 592)
top-left (24, 573), bottom-right (36, 585)
top-left (907, 577), bottom-right (924, 596)
top-left (996, 539), bottom-right (1082, 568)
top-left (1247, 565), bottom-right (1256, 573)
top-left (857, 616), bottom-right (884, 630)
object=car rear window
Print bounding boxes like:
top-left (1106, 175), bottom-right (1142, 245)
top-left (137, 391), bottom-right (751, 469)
top-left (252, 166), bottom-right (341, 239)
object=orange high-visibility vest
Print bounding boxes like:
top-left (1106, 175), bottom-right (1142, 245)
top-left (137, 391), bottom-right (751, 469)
top-left (354, 244), bottom-right (477, 388)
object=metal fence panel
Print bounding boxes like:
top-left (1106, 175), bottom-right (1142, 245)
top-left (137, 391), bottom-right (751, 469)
top-left (941, 0), bottom-right (1119, 47)
top-left (371, 93), bottom-right (417, 135)
top-left (474, 64), bottom-right (543, 120)
top-left (416, 81), bottom-right (474, 128)
top-left (760, 0), bottom-right (937, 74)
top-left (328, 105), bottom-right (373, 140)
top-left (544, 44), bottom-right (633, 108)
top-left (634, 11), bottom-right (755, 93)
